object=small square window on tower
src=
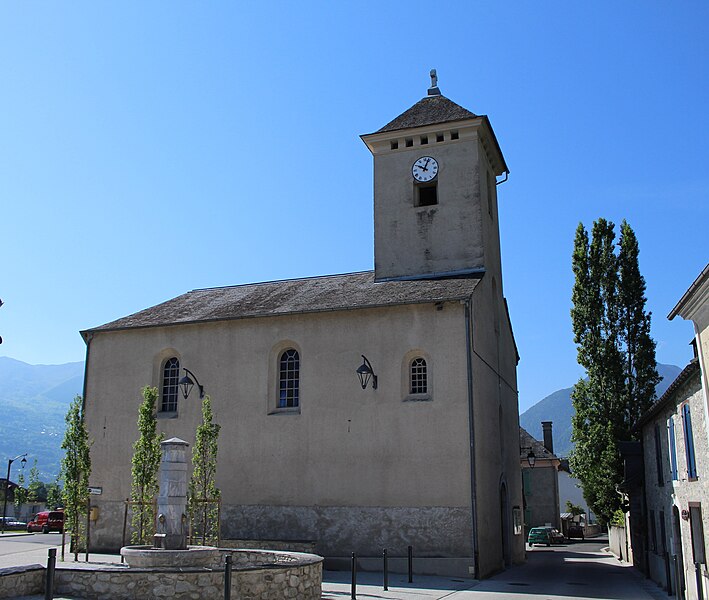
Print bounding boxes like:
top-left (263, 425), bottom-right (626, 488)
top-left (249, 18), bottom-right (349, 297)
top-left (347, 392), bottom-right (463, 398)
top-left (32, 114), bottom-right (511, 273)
top-left (390, 140), bottom-right (399, 150)
top-left (416, 183), bottom-right (438, 207)
top-left (405, 137), bottom-right (413, 147)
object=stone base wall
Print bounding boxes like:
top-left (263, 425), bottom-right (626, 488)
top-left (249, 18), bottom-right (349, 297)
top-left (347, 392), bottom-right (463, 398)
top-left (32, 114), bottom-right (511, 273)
top-left (0, 565), bottom-right (44, 599)
top-left (222, 504), bottom-right (473, 558)
top-left (220, 539), bottom-right (316, 553)
top-left (1, 550), bottom-right (322, 600)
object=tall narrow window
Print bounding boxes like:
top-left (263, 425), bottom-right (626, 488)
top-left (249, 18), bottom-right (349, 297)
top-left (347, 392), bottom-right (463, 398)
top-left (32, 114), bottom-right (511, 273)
top-left (682, 403), bottom-right (697, 479)
top-left (668, 417), bottom-right (678, 481)
top-left (649, 510), bottom-right (657, 553)
top-left (654, 424), bottom-right (664, 486)
top-left (279, 349), bottom-right (300, 408)
top-left (410, 357), bottom-right (427, 394)
top-left (161, 357), bottom-right (180, 413)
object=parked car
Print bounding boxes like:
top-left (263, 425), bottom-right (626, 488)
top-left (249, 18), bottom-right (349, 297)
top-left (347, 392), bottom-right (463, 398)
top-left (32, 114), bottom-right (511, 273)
top-left (0, 516), bottom-right (27, 530)
top-left (527, 526), bottom-right (551, 547)
top-left (26, 511), bottom-right (64, 534)
top-left (567, 524), bottom-right (585, 540)
top-left (547, 527), bottom-right (565, 544)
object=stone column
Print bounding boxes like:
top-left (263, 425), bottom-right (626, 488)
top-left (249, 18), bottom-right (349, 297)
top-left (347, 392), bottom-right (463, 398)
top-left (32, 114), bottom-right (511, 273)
top-left (157, 437), bottom-right (189, 550)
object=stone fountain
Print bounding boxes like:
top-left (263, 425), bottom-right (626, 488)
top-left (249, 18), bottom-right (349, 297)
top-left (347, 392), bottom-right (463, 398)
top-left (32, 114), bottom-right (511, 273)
top-left (120, 437), bottom-right (219, 568)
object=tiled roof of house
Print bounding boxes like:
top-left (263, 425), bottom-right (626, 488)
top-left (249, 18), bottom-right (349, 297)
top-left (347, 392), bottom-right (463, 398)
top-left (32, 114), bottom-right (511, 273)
top-left (519, 427), bottom-right (557, 462)
top-left (635, 359), bottom-right (701, 430)
top-left (375, 94), bottom-right (478, 133)
top-left (83, 271), bottom-right (482, 335)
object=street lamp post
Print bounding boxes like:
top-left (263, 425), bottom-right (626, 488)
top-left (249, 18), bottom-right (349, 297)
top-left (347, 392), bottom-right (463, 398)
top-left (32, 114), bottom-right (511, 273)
top-left (1, 453), bottom-right (27, 534)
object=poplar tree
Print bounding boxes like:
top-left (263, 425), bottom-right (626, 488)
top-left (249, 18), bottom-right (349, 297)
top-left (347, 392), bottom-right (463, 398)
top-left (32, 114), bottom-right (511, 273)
top-left (569, 219), bottom-right (659, 524)
top-left (60, 395), bottom-right (92, 561)
top-left (130, 386), bottom-right (163, 545)
top-left (189, 395), bottom-right (220, 545)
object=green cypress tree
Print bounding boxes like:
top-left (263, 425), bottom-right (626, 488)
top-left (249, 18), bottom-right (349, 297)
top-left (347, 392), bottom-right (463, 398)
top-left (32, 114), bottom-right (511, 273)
top-left (130, 386), bottom-right (163, 545)
top-left (189, 395), bottom-right (220, 545)
top-left (569, 219), bottom-right (658, 524)
top-left (60, 395), bottom-right (92, 561)
top-left (618, 220), bottom-right (661, 429)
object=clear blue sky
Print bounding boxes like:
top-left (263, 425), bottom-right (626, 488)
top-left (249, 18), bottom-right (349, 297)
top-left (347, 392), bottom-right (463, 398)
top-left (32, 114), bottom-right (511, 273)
top-left (1, 2), bottom-right (707, 413)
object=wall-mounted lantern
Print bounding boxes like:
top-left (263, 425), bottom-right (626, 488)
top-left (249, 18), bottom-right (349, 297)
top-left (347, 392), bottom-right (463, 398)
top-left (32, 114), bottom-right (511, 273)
top-left (356, 355), bottom-right (378, 390)
top-left (178, 368), bottom-right (205, 400)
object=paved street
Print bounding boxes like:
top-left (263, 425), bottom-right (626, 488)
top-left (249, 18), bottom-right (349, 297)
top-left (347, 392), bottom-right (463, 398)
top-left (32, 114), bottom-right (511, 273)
top-left (0, 533), bottom-right (669, 599)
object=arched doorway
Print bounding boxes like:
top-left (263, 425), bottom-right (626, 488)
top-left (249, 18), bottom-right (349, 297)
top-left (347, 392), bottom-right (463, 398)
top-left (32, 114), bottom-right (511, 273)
top-left (500, 481), bottom-right (511, 566)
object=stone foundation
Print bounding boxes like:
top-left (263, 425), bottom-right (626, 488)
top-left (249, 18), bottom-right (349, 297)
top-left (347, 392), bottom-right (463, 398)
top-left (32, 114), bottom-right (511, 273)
top-left (0, 565), bottom-right (44, 599)
top-left (0, 550), bottom-right (322, 600)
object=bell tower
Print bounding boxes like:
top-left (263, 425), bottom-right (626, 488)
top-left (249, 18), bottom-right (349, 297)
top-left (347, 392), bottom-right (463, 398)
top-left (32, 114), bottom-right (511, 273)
top-left (361, 72), bottom-right (509, 283)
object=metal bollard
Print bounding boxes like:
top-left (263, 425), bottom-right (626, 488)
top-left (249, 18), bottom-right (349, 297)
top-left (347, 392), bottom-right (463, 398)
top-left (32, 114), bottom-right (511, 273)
top-left (383, 548), bottom-right (388, 590)
top-left (408, 545), bottom-right (413, 583)
top-left (45, 548), bottom-right (56, 600)
top-left (351, 552), bottom-right (357, 599)
top-left (224, 554), bottom-right (232, 600)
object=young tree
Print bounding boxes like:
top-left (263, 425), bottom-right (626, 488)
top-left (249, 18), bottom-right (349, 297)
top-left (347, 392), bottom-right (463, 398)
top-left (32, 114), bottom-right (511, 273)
top-left (46, 480), bottom-right (63, 509)
top-left (130, 386), bottom-right (163, 545)
top-left (13, 470), bottom-right (28, 510)
top-left (60, 395), bottom-right (92, 561)
top-left (189, 395), bottom-right (220, 545)
top-left (569, 219), bottom-right (659, 524)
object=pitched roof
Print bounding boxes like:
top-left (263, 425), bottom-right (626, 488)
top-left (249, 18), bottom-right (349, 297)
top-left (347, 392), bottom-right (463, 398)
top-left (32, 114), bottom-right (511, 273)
top-left (635, 359), bottom-right (701, 430)
top-left (519, 427), bottom-right (558, 462)
top-left (375, 94), bottom-right (478, 133)
top-left (83, 271), bottom-right (482, 335)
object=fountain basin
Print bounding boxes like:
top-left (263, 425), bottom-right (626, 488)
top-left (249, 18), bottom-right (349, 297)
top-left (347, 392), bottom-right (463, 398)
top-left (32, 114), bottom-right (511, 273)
top-left (120, 545), bottom-right (220, 568)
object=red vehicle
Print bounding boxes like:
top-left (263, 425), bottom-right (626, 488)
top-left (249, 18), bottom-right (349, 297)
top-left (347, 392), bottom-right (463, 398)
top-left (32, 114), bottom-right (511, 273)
top-left (26, 511), bottom-right (64, 534)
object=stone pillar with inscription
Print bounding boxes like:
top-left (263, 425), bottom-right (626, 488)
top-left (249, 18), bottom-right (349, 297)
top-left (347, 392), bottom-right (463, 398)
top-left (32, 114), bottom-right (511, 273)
top-left (156, 437), bottom-right (189, 550)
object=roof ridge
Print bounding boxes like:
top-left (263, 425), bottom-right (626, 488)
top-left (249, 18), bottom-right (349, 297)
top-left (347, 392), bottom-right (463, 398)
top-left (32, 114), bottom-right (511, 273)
top-left (189, 270), bottom-right (374, 293)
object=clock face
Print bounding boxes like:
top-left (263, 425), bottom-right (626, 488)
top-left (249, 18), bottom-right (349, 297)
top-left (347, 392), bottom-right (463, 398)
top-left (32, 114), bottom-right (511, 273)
top-left (412, 156), bottom-right (439, 182)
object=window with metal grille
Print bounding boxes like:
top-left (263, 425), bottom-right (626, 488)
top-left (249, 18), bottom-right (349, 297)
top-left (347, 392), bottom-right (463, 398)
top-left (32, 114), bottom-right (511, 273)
top-left (410, 357), bottom-right (427, 394)
top-left (279, 349), bottom-right (300, 408)
top-left (161, 357), bottom-right (180, 413)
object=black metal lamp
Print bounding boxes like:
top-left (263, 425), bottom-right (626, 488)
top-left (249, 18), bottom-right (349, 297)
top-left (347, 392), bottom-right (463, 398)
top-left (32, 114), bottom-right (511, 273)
top-left (356, 355), bottom-right (378, 390)
top-left (178, 368), bottom-right (205, 400)
top-left (526, 450), bottom-right (536, 468)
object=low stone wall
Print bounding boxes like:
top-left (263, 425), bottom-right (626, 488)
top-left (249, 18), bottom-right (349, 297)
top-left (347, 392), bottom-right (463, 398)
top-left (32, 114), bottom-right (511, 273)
top-left (609, 525), bottom-right (629, 562)
top-left (0, 564), bottom-right (44, 599)
top-left (53, 549), bottom-right (322, 600)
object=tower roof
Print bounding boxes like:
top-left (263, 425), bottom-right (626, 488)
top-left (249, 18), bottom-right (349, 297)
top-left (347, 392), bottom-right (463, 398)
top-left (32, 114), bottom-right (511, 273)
top-left (375, 94), bottom-right (478, 134)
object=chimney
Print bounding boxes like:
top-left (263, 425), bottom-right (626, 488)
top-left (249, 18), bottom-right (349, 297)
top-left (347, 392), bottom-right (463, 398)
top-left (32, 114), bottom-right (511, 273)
top-left (541, 421), bottom-right (554, 455)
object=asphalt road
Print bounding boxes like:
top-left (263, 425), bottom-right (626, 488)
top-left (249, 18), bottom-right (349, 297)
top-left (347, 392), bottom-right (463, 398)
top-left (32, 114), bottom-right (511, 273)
top-left (0, 534), bottom-right (667, 599)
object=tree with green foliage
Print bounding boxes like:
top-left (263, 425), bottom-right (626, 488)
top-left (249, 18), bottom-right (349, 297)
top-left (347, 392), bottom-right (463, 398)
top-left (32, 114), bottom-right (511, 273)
top-left (13, 470), bottom-right (28, 509)
top-left (565, 500), bottom-right (585, 518)
top-left (46, 479), bottom-right (63, 509)
top-left (570, 219), bottom-right (660, 524)
top-left (60, 395), bottom-right (92, 561)
top-left (130, 386), bottom-right (164, 545)
top-left (188, 395), bottom-right (220, 545)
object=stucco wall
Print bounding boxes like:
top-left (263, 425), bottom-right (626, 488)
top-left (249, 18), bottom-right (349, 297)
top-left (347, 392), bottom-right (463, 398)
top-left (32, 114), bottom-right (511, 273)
top-left (523, 465), bottom-right (560, 530)
top-left (643, 368), bottom-right (709, 599)
top-left (84, 301), bottom-right (490, 576)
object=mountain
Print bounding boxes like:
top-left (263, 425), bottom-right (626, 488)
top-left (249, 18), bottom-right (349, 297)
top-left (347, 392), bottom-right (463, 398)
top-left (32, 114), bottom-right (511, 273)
top-left (520, 363), bottom-right (683, 458)
top-left (0, 357), bottom-right (84, 481)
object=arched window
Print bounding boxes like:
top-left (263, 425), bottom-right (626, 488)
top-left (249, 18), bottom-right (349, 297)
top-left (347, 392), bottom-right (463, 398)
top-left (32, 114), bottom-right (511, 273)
top-left (161, 357), bottom-right (180, 413)
top-left (278, 349), bottom-right (300, 408)
top-left (410, 357), bottom-right (427, 394)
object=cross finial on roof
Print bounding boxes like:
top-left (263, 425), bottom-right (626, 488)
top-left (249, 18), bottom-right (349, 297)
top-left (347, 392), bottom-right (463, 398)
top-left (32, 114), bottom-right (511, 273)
top-left (428, 69), bottom-right (441, 96)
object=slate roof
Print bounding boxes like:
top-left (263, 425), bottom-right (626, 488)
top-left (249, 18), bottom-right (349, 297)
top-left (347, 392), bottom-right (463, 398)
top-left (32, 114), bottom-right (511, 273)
top-left (84, 271), bottom-right (482, 335)
top-left (519, 427), bottom-right (558, 462)
top-left (376, 94), bottom-right (478, 133)
top-left (634, 359), bottom-right (701, 430)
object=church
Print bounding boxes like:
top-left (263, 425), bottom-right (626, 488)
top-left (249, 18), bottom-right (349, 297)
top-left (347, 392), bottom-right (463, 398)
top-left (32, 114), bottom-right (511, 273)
top-left (81, 74), bottom-right (525, 578)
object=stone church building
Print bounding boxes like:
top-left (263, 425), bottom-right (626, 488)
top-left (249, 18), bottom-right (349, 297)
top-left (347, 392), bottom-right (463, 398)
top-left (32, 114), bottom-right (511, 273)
top-left (81, 78), bottom-right (524, 578)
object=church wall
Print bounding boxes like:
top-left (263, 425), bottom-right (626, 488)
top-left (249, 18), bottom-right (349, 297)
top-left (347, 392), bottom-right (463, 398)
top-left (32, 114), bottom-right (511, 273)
top-left (373, 132), bottom-right (485, 280)
top-left (469, 275), bottom-right (525, 577)
top-left (84, 301), bottom-right (478, 574)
